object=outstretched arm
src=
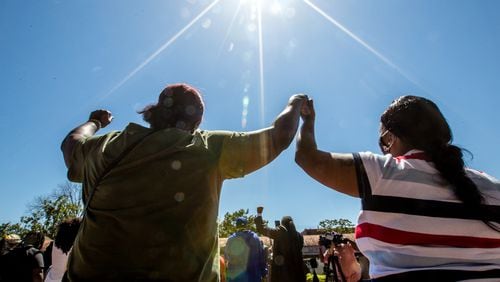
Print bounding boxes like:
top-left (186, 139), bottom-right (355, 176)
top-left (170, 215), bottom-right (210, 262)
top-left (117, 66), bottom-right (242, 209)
top-left (220, 94), bottom-right (308, 177)
top-left (61, 110), bottom-right (113, 168)
top-left (247, 94), bottom-right (307, 174)
top-left (255, 216), bottom-right (280, 239)
top-left (254, 207), bottom-right (280, 239)
top-left (295, 99), bottom-right (359, 197)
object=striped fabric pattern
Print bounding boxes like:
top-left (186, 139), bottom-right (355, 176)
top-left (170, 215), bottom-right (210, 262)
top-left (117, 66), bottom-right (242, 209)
top-left (354, 150), bottom-right (500, 280)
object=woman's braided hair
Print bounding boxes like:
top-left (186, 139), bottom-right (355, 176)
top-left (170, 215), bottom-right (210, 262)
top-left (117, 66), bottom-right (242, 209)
top-left (381, 95), bottom-right (498, 231)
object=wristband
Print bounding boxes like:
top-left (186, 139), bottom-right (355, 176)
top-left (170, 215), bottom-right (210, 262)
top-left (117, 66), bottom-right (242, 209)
top-left (88, 119), bottom-right (102, 130)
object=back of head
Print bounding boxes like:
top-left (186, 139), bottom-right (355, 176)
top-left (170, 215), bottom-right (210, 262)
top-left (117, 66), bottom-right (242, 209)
top-left (139, 83), bottom-right (204, 132)
top-left (381, 95), bottom-right (497, 230)
top-left (2, 234), bottom-right (21, 252)
top-left (280, 216), bottom-right (297, 233)
top-left (235, 217), bottom-right (248, 229)
top-left (23, 231), bottom-right (44, 249)
top-left (55, 217), bottom-right (81, 254)
top-left (381, 95), bottom-right (452, 150)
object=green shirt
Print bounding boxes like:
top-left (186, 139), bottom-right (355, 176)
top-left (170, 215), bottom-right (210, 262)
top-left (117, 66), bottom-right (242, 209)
top-left (66, 123), bottom-right (273, 281)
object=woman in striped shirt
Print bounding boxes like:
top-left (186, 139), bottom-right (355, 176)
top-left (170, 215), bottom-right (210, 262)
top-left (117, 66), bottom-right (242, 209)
top-left (295, 95), bottom-right (500, 281)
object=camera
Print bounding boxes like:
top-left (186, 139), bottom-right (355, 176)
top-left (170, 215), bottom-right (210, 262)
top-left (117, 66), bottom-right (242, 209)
top-left (318, 232), bottom-right (348, 248)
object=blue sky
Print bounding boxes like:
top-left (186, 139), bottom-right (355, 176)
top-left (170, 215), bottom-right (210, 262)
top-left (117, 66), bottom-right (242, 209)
top-left (1, 0), bottom-right (499, 232)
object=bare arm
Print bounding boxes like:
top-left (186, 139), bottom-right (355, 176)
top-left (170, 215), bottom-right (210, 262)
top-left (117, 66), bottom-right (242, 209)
top-left (270, 94), bottom-right (308, 154)
top-left (225, 94), bottom-right (307, 175)
top-left (61, 110), bottom-right (113, 168)
top-left (254, 207), bottom-right (280, 238)
top-left (295, 99), bottom-right (359, 197)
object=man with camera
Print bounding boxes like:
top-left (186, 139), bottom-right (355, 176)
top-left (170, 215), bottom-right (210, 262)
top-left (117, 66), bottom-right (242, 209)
top-left (319, 233), bottom-right (361, 282)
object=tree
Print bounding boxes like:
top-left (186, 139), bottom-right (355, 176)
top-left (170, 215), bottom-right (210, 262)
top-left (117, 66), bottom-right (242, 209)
top-left (20, 182), bottom-right (83, 238)
top-left (0, 222), bottom-right (28, 238)
top-left (218, 209), bottom-right (259, 238)
top-left (318, 218), bottom-right (355, 234)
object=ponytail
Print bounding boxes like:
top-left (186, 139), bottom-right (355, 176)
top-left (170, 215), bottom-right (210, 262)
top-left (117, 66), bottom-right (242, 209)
top-left (428, 144), bottom-right (499, 231)
top-left (381, 95), bottom-right (499, 232)
top-left (430, 144), bottom-right (482, 207)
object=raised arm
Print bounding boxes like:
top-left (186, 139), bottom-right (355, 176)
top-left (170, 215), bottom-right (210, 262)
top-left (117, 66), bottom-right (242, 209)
top-left (61, 110), bottom-right (113, 168)
top-left (254, 207), bottom-right (280, 239)
top-left (220, 94), bottom-right (307, 177)
top-left (255, 216), bottom-right (280, 239)
top-left (295, 99), bottom-right (359, 197)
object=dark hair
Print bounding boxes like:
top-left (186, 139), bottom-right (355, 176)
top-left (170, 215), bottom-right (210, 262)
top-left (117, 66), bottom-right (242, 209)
top-left (54, 217), bottom-right (81, 254)
top-left (381, 95), bottom-right (498, 230)
top-left (23, 231), bottom-right (45, 249)
top-left (280, 216), bottom-right (303, 259)
top-left (281, 216), bottom-right (297, 233)
top-left (139, 83), bottom-right (204, 131)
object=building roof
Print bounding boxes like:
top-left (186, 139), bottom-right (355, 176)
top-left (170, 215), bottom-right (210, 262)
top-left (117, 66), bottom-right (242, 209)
top-left (219, 234), bottom-right (356, 248)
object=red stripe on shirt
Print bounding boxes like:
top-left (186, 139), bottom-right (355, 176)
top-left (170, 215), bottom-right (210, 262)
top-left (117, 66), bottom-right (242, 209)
top-left (395, 152), bottom-right (431, 161)
top-left (355, 222), bottom-right (500, 248)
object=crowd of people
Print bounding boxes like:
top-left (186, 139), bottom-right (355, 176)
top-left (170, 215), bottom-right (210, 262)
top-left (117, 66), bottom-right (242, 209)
top-left (221, 206), bottom-right (363, 282)
top-left (3, 82), bottom-right (499, 281)
top-left (0, 218), bottom-right (81, 282)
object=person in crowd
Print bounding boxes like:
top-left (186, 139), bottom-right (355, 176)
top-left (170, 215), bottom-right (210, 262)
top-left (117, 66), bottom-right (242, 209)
top-left (254, 207), bottom-right (305, 282)
top-left (0, 234), bottom-right (21, 255)
top-left (23, 232), bottom-right (45, 251)
top-left (23, 232), bottom-right (52, 276)
top-left (0, 233), bottom-right (44, 282)
top-left (61, 83), bottom-right (307, 281)
top-left (42, 240), bottom-right (53, 278)
top-left (220, 255), bottom-right (226, 282)
top-left (225, 217), bottom-right (267, 282)
top-left (44, 218), bottom-right (81, 282)
top-left (295, 95), bottom-right (500, 281)
top-left (321, 237), bottom-right (361, 282)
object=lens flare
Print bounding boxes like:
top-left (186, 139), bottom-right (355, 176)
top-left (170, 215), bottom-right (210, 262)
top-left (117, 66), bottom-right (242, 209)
top-left (303, 0), bottom-right (421, 88)
top-left (104, 0), bottom-right (221, 98)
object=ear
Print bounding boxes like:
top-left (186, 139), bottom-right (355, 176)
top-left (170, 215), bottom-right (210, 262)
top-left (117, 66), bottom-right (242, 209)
top-left (386, 133), bottom-right (395, 147)
top-left (383, 132), bottom-right (396, 152)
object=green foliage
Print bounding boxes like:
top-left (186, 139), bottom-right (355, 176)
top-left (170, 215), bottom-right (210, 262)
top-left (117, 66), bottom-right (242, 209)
top-left (1, 182), bottom-right (83, 239)
top-left (0, 222), bottom-right (28, 238)
top-left (218, 209), bottom-right (258, 238)
top-left (318, 218), bottom-right (355, 234)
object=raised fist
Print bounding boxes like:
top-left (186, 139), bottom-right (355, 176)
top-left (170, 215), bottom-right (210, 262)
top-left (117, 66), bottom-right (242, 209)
top-left (89, 109), bottom-right (113, 128)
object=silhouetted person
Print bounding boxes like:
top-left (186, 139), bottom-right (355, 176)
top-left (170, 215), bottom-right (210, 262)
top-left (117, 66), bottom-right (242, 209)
top-left (45, 218), bottom-right (81, 282)
top-left (225, 217), bottom-right (267, 282)
top-left (254, 207), bottom-right (305, 282)
top-left (61, 83), bottom-right (307, 281)
top-left (0, 233), bottom-right (44, 282)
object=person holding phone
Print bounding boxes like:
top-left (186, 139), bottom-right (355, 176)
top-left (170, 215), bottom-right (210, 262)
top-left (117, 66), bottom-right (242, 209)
top-left (254, 207), bottom-right (306, 282)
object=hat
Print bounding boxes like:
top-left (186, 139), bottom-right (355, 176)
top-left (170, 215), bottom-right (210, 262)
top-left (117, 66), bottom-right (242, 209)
top-left (235, 217), bottom-right (248, 227)
top-left (4, 234), bottom-right (21, 244)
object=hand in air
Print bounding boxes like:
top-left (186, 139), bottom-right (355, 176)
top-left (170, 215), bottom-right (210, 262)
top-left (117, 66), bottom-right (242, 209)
top-left (288, 94), bottom-right (309, 107)
top-left (300, 98), bottom-right (315, 121)
top-left (89, 109), bottom-right (114, 128)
